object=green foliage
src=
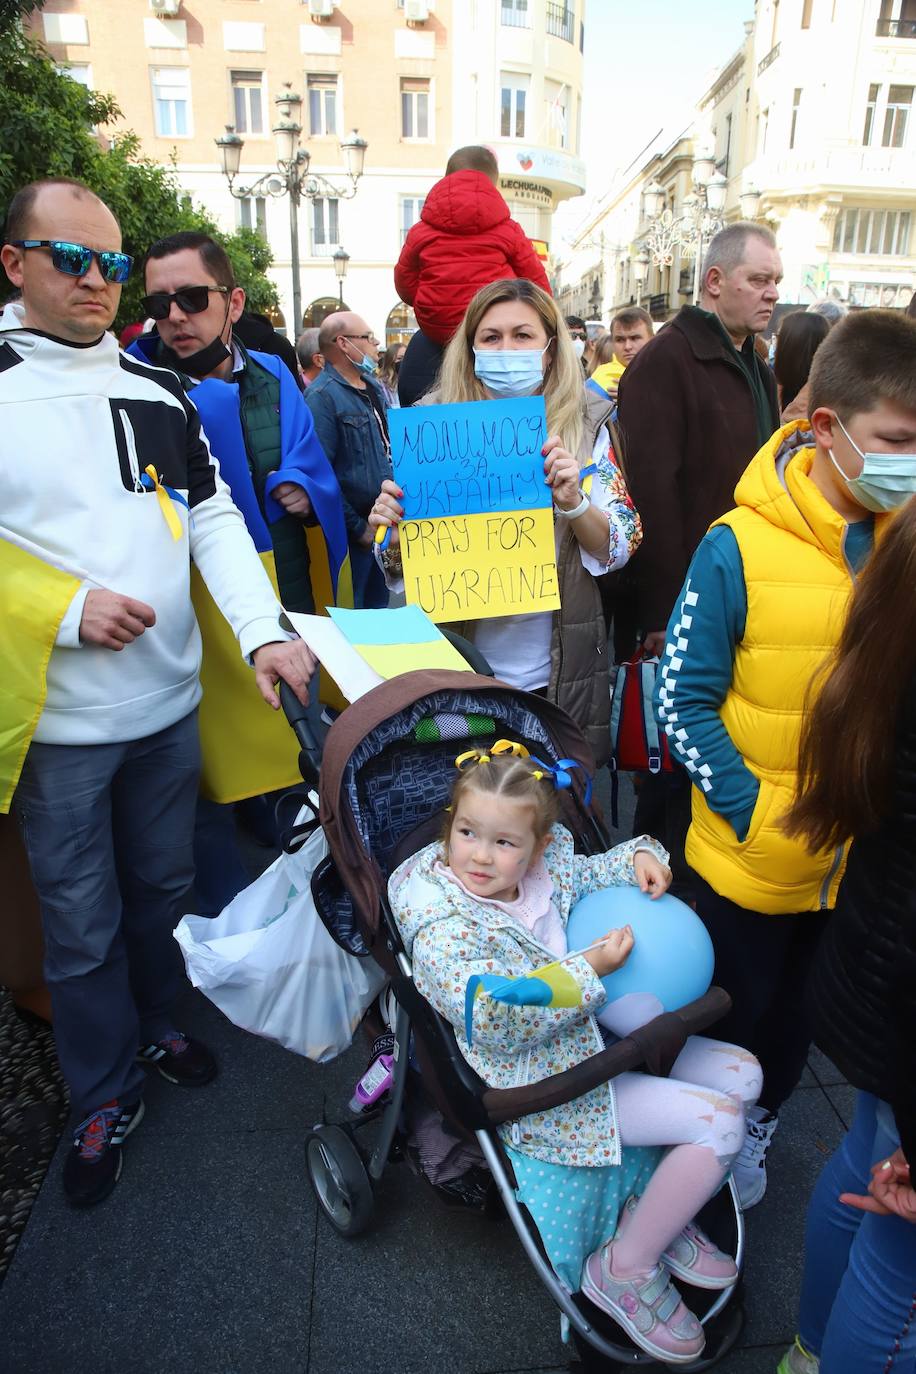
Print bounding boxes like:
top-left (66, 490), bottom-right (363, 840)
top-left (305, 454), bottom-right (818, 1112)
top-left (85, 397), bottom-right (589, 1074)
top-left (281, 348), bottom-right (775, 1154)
top-left (0, 9), bottom-right (278, 329)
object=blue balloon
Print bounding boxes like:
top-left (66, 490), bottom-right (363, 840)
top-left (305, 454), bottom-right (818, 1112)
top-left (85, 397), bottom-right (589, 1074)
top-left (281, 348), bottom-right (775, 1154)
top-left (566, 887), bottom-right (714, 1029)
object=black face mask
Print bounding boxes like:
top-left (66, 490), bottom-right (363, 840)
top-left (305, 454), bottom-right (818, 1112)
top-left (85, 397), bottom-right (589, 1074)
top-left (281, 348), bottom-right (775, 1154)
top-left (157, 334), bottom-right (232, 380)
top-left (156, 296), bottom-right (233, 379)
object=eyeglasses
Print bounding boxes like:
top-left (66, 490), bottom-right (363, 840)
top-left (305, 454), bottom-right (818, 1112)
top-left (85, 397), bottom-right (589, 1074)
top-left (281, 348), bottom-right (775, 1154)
top-left (11, 239), bottom-right (133, 283)
top-left (567, 329), bottom-right (587, 340)
top-left (341, 332), bottom-right (378, 345)
top-left (140, 286), bottom-right (230, 321)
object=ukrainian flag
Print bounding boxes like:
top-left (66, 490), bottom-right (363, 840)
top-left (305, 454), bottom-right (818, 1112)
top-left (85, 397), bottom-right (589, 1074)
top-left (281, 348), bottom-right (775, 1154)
top-left (187, 353), bottom-right (352, 802)
top-left (465, 958), bottom-right (584, 1047)
top-left (0, 530), bottom-right (81, 813)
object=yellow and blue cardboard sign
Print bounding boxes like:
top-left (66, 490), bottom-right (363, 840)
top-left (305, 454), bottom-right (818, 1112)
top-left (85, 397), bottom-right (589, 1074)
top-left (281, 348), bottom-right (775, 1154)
top-left (387, 396), bottom-right (560, 623)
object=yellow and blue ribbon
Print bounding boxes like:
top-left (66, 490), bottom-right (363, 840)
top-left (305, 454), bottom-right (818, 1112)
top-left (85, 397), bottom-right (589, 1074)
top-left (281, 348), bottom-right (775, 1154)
top-left (140, 465), bottom-right (189, 542)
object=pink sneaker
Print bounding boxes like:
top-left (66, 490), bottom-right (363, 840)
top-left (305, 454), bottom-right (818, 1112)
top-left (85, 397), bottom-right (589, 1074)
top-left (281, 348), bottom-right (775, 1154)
top-left (581, 1240), bottom-right (705, 1365)
top-left (616, 1193), bottom-right (738, 1290)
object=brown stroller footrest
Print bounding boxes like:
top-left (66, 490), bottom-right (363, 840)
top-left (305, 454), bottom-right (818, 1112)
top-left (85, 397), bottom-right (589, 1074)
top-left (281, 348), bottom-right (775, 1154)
top-left (481, 987), bottom-right (732, 1128)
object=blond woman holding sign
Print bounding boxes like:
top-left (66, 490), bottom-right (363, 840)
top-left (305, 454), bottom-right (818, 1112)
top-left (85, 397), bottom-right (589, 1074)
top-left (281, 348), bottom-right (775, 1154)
top-left (369, 278), bottom-right (641, 765)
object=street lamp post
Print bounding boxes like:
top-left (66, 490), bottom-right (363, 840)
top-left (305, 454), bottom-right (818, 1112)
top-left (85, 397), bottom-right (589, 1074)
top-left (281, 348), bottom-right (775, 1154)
top-left (637, 152), bottom-right (728, 310)
top-left (333, 247), bottom-right (350, 308)
top-left (215, 84), bottom-right (367, 333)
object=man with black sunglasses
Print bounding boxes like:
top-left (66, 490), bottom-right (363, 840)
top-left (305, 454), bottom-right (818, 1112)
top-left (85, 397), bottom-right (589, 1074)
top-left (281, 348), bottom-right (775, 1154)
top-left (0, 178), bottom-right (317, 1208)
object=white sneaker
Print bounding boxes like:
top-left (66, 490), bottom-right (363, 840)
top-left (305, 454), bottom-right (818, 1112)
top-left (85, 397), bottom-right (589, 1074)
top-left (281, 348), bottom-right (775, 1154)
top-left (731, 1106), bottom-right (778, 1209)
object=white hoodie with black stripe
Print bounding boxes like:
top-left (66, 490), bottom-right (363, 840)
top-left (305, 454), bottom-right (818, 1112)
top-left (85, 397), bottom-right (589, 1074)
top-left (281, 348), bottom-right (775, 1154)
top-left (0, 303), bottom-right (285, 746)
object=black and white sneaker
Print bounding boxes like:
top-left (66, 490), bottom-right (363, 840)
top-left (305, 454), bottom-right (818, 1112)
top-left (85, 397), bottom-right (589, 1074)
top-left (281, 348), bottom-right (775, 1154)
top-left (137, 1031), bottom-right (217, 1086)
top-left (62, 1098), bottom-right (145, 1207)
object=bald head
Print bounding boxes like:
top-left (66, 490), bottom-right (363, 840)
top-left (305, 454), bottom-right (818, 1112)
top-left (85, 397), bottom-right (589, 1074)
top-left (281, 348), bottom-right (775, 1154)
top-left (5, 178), bottom-right (119, 246)
top-left (318, 311), bottom-right (379, 380)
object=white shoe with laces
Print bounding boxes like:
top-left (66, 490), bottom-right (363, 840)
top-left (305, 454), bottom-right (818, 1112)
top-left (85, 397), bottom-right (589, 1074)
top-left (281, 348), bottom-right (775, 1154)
top-left (731, 1106), bottom-right (778, 1209)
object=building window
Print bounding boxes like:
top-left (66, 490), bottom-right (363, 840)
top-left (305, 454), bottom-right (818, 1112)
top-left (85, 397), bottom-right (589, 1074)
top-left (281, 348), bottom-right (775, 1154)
top-left (883, 85), bottom-right (913, 147)
top-left (58, 62), bottom-right (93, 90)
top-left (500, 0), bottom-right (530, 26)
top-left (801, 0), bottom-right (813, 26)
top-left (832, 207), bottom-right (912, 256)
top-left (400, 78), bottom-right (430, 140)
top-left (545, 3), bottom-right (575, 42)
top-left (500, 72), bottom-right (528, 138)
top-left (723, 112), bottom-right (733, 175)
top-left (308, 74), bottom-right (338, 137)
top-left (238, 196), bottom-right (267, 237)
top-left (758, 106), bottom-right (770, 157)
top-left (790, 87), bottom-right (802, 148)
top-left (545, 80), bottom-right (569, 149)
top-left (400, 196), bottom-right (426, 246)
top-left (231, 71), bottom-right (265, 135)
top-left (311, 197), bottom-right (340, 256)
top-left (863, 83), bottom-right (880, 145)
top-left (151, 67), bottom-right (191, 138)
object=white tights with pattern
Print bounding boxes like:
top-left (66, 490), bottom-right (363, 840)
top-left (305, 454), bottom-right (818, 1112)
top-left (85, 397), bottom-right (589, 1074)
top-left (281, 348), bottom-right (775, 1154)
top-left (610, 1034), bottom-right (763, 1275)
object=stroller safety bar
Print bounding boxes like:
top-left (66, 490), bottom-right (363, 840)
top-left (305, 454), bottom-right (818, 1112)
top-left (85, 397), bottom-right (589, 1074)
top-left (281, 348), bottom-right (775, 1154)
top-left (481, 988), bottom-right (731, 1127)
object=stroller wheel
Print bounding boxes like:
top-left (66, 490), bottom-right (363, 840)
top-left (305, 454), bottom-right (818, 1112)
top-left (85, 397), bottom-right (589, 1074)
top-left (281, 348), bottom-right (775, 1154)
top-left (305, 1124), bottom-right (374, 1237)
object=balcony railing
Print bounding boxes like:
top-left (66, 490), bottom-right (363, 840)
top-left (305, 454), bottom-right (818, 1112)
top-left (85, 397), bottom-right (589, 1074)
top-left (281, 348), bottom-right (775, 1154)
top-left (758, 41), bottom-right (780, 74)
top-left (501, 3), bottom-right (531, 28)
top-left (546, 2), bottom-right (575, 43)
top-left (876, 18), bottom-right (916, 37)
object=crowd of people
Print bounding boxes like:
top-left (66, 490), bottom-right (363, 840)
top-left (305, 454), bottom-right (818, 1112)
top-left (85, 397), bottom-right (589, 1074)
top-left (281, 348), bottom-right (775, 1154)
top-left (0, 155), bottom-right (914, 1374)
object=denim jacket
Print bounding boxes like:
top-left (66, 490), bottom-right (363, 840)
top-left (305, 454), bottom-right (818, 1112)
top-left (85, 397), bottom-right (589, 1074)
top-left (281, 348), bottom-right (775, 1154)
top-left (303, 362), bottom-right (392, 539)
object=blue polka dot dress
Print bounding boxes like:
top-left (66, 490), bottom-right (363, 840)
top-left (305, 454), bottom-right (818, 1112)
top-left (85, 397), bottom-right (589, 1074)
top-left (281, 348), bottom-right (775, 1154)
top-left (506, 1144), bottom-right (663, 1291)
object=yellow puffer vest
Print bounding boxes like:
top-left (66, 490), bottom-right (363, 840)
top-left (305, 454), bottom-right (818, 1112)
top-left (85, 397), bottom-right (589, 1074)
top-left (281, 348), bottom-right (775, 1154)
top-left (686, 422), bottom-right (885, 914)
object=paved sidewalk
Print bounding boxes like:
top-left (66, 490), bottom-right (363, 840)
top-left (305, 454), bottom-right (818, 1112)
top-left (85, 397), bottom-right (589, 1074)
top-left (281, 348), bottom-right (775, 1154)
top-left (0, 780), bottom-right (851, 1374)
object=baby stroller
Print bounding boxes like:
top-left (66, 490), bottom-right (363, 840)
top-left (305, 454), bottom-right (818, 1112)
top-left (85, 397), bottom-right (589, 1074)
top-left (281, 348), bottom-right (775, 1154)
top-left (281, 670), bottom-right (746, 1370)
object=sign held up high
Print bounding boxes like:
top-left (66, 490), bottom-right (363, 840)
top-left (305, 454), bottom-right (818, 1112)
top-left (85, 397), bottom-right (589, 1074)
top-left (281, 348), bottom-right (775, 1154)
top-left (387, 395), bottom-right (560, 623)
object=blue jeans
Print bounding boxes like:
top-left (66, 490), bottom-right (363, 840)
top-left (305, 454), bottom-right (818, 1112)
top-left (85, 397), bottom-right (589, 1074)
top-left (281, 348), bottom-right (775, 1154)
top-left (349, 540), bottom-right (388, 610)
top-left (13, 712), bottom-right (200, 1119)
top-left (798, 1091), bottom-right (916, 1372)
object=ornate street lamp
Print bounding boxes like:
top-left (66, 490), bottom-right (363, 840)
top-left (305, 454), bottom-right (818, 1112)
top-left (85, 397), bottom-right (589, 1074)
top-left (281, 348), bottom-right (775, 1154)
top-left (333, 247), bottom-right (350, 308)
top-left (740, 185), bottom-right (762, 220)
top-left (215, 83), bottom-right (368, 334)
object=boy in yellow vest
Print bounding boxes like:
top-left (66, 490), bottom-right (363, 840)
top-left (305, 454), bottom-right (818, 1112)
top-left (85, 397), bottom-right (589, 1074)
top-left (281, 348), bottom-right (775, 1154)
top-left (654, 309), bottom-right (916, 1209)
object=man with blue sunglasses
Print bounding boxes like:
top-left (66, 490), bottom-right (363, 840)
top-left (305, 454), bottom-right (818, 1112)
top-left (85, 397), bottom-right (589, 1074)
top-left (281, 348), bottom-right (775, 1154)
top-left (0, 177), bottom-right (317, 1208)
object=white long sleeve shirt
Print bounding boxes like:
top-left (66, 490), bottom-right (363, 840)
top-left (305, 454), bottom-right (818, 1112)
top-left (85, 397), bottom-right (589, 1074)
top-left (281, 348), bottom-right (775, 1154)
top-left (0, 304), bottom-right (284, 745)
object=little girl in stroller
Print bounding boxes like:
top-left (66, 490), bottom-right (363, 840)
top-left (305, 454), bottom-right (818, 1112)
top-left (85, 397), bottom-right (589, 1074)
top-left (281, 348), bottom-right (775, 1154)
top-left (389, 742), bottom-right (763, 1366)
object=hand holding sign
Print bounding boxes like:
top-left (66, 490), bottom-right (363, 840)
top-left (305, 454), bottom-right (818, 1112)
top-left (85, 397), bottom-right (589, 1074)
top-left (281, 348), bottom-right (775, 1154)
top-left (386, 396), bottom-right (560, 623)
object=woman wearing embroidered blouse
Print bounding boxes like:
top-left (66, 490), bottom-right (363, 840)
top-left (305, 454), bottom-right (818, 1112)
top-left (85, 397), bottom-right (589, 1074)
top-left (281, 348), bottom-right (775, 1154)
top-left (368, 279), bottom-right (642, 765)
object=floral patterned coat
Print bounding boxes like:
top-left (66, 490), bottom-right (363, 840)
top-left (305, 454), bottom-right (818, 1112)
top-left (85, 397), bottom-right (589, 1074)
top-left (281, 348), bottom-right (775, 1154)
top-left (389, 826), bottom-right (668, 1168)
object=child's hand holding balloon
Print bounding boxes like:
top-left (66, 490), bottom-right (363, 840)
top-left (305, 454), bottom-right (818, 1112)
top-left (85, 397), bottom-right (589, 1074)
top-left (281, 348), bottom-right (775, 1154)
top-left (634, 850), bottom-right (672, 899)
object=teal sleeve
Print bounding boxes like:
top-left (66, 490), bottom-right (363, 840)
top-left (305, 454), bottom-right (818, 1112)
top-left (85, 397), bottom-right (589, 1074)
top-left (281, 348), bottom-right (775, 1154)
top-left (654, 526), bottom-right (761, 841)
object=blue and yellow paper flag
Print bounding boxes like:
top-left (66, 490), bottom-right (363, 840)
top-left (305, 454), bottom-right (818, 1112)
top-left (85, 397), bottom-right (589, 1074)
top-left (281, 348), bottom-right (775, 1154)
top-left (465, 955), bottom-right (587, 1047)
top-left (327, 604), bottom-right (470, 678)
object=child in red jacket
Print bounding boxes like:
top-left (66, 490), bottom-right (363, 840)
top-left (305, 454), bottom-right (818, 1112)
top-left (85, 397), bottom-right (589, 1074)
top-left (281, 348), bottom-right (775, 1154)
top-left (395, 145), bottom-right (551, 405)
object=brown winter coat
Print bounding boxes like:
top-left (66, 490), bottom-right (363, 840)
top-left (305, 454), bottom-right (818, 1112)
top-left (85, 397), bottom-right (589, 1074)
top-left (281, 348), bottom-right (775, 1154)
top-left (616, 304), bottom-right (779, 631)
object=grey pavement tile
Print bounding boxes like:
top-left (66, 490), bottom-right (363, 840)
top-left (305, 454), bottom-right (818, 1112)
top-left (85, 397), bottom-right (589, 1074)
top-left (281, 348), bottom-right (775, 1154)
top-left (739, 1085), bottom-right (846, 1350)
top-left (307, 1162), bottom-right (568, 1374)
top-left (710, 1343), bottom-right (786, 1373)
top-left (806, 1046), bottom-right (847, 1087)
top-left (822, 1082), bottom-right (856, 1132)
top-left (133, 984), bottom-right (367, 1137)
top-left (0, 1127), bottom-right (315, 1374)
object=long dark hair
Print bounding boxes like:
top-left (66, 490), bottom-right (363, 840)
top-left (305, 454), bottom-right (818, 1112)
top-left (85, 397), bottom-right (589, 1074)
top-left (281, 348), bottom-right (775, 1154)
top-left (773, 310), bottom-right (829, 412)
top-left (786, 497), bottom-right (916, 851)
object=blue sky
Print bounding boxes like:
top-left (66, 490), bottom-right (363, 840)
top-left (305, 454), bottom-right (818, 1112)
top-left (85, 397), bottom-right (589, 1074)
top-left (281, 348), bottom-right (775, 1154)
top-left (556, 0), bottom-right (754, 241)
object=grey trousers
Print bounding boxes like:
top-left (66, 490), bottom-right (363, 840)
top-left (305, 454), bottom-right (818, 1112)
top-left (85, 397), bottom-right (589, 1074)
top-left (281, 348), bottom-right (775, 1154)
top-left (13, 711), bottom-right (200, 1120)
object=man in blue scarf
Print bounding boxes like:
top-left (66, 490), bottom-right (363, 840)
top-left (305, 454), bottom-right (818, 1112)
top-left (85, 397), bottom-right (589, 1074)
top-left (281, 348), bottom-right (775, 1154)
top-left (129, 231), bottom-right (350, 910)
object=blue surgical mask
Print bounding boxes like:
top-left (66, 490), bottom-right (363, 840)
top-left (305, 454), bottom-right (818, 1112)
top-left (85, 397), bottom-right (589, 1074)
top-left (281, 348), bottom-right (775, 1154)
top-left (473, 344), bottom-right (550, 397)
top-left (828, 415), bottom-right (916, 514)
top-left (344, 339), bottom-right (379, 377)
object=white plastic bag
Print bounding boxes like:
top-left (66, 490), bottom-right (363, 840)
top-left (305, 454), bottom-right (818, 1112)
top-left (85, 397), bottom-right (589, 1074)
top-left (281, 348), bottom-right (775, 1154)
top-left (174, 814), bottom-right (386, 1062)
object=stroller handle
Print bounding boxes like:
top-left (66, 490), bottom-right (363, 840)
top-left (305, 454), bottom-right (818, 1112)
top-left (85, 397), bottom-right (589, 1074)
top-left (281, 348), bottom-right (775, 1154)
top-left (279, 678), bottom-right (323, 787)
